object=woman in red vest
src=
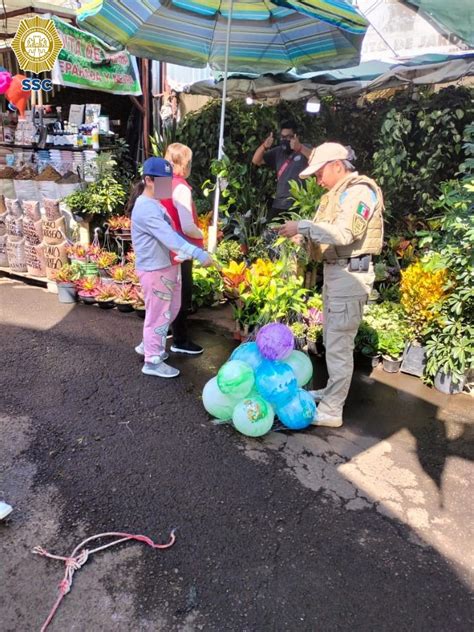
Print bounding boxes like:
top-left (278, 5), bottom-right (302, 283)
top-left (162, 143), bottom-right (204, 355)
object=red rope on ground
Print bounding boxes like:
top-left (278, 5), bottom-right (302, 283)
top-left (33, 530), bottom-right (176, 631)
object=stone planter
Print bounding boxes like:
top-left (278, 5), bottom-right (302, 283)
top-left (434, 371), bottom-right (466, 395)
top-left (401, 342), bottom-right (427, 377)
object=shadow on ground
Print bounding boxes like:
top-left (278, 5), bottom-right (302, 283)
top-left (1, 280), bottom-right (473, 631)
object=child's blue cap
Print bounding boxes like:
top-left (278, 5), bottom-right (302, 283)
top-left (143, 157), bottom-right (173, 177)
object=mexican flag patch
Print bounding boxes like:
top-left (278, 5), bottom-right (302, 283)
top-left (356, 201), bottom-right (371, 220)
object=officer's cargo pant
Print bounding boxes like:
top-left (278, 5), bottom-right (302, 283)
top-left (318, 261), bottom-right (375, 420)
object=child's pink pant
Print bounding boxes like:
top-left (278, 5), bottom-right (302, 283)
top-left (138, 266), bottom-right (181, 363)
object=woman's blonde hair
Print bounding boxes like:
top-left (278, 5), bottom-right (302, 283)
top-left (165, 143), bottom-right (193, 177)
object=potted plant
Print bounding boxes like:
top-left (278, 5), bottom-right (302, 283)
top-left (355, 320), bottom-right (380, 368)
top-left (114, 283), bottom-right (135, 312)
top-left (96, 283), bottom-right (117, 309)
top-left (306, 324), bottom-right (323, 355)
top-left (425, 322), bottom-right (473, 394)
top-left (368, 288), bottom-right (380, 304)
top-left (290, 321), bottom-right (307, 349)
top-left (76, 277), bottom-right (99, 304)
top-left (109, 264), bottom-right (129, 284)
top-left (64, 155), bottom-right (128, 223)
top-left (125, 263), bottom-right (139, 285)
top-left (378, 329), bottom-right (406, 373)
top-left (108, 215), bottom-right (131, 235)
top-left (96, 250), bottom-right (118, 278)
top-left (53, 263), bottom-right (82, 303)
top-left (132, 286), bottom-right (146, 319)
top-left (400, 258), bottom-right (447, 377)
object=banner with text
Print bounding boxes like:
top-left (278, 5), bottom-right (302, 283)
top-left (51, 18), bottom-right (142, 96)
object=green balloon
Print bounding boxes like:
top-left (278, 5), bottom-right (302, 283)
top-left (283, 350), bottom-right (313, 387)
top-left (232, 395), bottom-right (274, 437)
top-left (217, 360), bottom-right (255, 399)
top-left (202, 377), bottom-right (239, 420)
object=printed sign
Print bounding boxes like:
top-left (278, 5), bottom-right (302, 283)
top-left (51, 18), bottom-right (142, 96)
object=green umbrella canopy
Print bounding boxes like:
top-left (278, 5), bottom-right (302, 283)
top-left (78, 0), bottom-right (369, 75)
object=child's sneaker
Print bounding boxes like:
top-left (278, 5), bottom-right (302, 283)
top-left (142, 361), bottom-right (180, 378)
top-left (170, 341), bottom-right (203, 355)
top-left (135, 342), bottom-right (168, 360)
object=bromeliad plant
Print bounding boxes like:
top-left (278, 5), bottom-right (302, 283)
top-left (114, 284), bottom-right (136, 304)
top-left (109, 264), bottom-right (129, 283)
top-left (96, 283), bottom-right (117, 302)
top-left (108, 215), bottom-right (131, 232)
top-left (76, 277), bottom-right (99, 297)
top-left (53, 263), bottom-right (83, 284)
top-left (96, 251), bottom-right (118, 269)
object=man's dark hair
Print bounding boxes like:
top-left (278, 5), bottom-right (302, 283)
top-left (280, 119), bottom-right (298, 133)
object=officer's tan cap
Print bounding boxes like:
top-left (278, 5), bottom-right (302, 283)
top-left (299, 142), bottom-right (350, 179)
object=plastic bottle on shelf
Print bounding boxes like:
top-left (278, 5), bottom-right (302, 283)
top-left (91, 124), bottom-right (100, 150)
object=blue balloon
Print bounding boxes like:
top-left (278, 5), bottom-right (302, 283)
top-left (255, 359), bottom-right (297, 408)
top-left (277, 389), bottom-right (316, 430)
top-left (230, 342), bottom-right (263, 371)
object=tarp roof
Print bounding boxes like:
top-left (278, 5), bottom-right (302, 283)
top-left (405, 0), bottom-right (474, 47)
top-left (189, 52), bottom-right (474, 99)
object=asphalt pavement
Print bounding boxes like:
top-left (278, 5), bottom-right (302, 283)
top-left (1, 277), bottom-right (473, 632)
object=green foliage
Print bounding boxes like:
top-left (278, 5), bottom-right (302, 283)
top-left (419, 122), bottom-right (474, 384)
top-left (286, 177), bottom-right (324, 220)
top-left (192, 265), bottom-right (224, 308)
top-left (372, 87), bottom-right (472, 228)
top-left (290, 321), bottom-right (307, 338)
top-left (360, 301), bottom-right (411, 358)
top-left (65, 153), bottom-right (129, 218)
top-left (215, 239), bottom-right (244, 264)
top-left (150, 125), bottom-right (179, 158)
top-left (355, 321), bottom-right (379, 356)
top-left (166, 86), bottom-right (472, 243)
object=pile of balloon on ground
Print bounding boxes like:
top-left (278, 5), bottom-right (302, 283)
top-left (202, 323), bottom-right (318, 437)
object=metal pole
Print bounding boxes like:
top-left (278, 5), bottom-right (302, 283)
top-left (208, 0), bottom-right (234, 253)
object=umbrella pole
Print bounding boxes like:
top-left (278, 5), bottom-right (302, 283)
top-left (208, 0), bottom-right (234, 253)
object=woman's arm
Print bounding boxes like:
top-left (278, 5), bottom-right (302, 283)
top-left (173, 184), bottom-right (203, 239)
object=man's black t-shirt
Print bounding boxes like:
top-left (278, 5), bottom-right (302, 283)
top-left (263, 146), bottom-right (308, 212)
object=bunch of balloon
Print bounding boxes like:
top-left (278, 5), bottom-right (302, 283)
top-left (0, 71), bottom-right (12, 95)
top-left (202, 323), bottom-right (317, 437)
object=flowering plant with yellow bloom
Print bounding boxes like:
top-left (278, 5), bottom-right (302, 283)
top-left (221, 260), bottom-right (250, 298)
top-left (400, 260), bottom-right (448, 339)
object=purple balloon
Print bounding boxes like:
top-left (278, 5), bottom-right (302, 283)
top-left (256, 323), bottom-right (294, 361)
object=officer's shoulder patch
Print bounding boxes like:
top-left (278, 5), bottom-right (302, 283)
top-left (352, 214), bottom-right (367, 236)
top-left (356, 201), bottom-right (371, 220)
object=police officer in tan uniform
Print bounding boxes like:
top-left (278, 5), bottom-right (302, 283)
top-left (279, 143), bottom-right (384, 428)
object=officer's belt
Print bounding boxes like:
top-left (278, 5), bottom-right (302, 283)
top-left (324, 254), bottom-right (372, 267)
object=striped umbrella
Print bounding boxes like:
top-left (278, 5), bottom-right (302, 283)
top-left (78, 0), bottom-right (368, 249)
top-left (78, 0), bottom-right (368, 75)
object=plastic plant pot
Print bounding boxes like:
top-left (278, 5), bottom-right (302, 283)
top-left (57, 282), bottom-right (77, 304)
top-left (382, 355), bottom-right (402, 373)
top-left (97, 300), bottom-right (115, 310)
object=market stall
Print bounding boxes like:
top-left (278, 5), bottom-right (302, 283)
top-left (0, 17), bottom-right (142, 287)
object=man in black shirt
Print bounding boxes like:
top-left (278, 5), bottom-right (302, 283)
top-left (252, 120), bottom-right (312, 222)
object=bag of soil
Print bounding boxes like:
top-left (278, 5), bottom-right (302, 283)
top-left (6, 237), bottom-right (27, 272)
